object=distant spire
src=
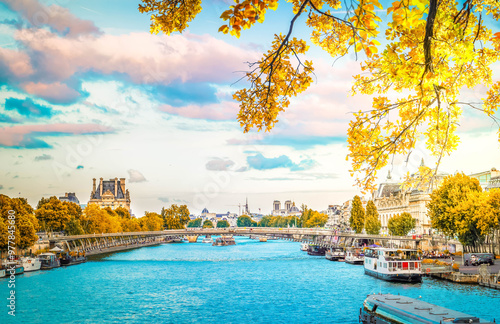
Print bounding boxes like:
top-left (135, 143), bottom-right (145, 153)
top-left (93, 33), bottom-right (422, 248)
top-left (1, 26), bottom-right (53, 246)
top-left (387, 170), bottom-right (392, 180)
top-left (420, 158), bottom-right (425, 167)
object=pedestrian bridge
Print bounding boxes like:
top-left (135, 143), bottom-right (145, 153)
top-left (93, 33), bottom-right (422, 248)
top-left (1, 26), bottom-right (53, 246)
top-left (49, 227), bottom-right (424, 252)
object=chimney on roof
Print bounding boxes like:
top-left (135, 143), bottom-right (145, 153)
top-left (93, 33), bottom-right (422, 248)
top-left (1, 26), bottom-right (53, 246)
top-left (92, 178), bottom-right (96, 194)
top-left (99, 177), bottom-right (103, 196)
top-left (120, 178), bottom-right (125, 195)
top-left (114, 177), bottom-right (118, 197)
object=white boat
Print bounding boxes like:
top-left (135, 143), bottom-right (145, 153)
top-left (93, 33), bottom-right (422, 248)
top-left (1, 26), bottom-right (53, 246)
top-left (345, 248), bottom-right (364, 265)
top-left (300, 243), bottom-right (309, 251)
top-left (325, 247), bottom-right (345, 261)
top-left (20, 257), bottom-right (42, 272)
top-left (202, 236), bottom-right (213, 244)
top-left (39, 253), bottom-right (60, 270)
top-left (363, 247), bottom-right (422, 283)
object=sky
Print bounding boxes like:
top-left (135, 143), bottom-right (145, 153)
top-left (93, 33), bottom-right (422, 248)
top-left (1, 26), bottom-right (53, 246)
top-left (0, 0), bottom-right (499, 217)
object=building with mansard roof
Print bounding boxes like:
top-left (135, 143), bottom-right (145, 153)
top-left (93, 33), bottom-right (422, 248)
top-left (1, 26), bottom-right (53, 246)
top-left (59, 192), bottom-right (80, 205)
top-left (88, 177), bottom-right (131, 212)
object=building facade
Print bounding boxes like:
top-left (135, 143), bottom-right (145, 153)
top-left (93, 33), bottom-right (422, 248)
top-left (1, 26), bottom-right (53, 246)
top-left (88, 177), bottom-right (131, 212)
top-left (59, 192), bottom-right (80, 205)
top-left (271, 200), bottom-right (302, 216)
top-left (469, 168), bottom-right (500, 190)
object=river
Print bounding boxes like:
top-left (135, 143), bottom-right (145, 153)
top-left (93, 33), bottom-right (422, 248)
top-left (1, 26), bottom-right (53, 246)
top-left (2, 237), bottom-right (499, 323)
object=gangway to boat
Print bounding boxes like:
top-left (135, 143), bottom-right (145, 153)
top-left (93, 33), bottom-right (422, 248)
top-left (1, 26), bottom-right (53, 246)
top-left (421, 264), bottom-right (453, 274)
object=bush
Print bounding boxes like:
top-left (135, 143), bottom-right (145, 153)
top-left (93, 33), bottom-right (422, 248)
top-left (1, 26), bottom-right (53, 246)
top-left (452, 263), bottom-right (460, 270)
top-left (443, 249), bottom-right (449, 254)
top-left (453, 251), bottom-right (463, 256)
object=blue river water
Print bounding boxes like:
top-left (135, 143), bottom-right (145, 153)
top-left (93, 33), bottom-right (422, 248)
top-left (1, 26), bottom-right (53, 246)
top-left (2, 237), bottom-right (500, 323)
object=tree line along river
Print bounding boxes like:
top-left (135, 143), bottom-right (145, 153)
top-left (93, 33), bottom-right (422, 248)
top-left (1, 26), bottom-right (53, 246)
top-left (2, 237), bottom-right (499, 323)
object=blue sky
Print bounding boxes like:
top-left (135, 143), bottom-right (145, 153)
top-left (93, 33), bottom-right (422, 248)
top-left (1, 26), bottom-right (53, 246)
top-left (0, 0), bottom-right (499, 216)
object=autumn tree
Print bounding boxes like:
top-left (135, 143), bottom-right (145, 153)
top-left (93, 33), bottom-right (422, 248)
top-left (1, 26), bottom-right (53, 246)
top-left (304, 211), bottom-right (328, 228)
top-left (217, 220), bottom-right (230, 228)
top-left (203, 220), bottom-right (214, 228)
top-left (140, 0), bottom-right (500, 192)
top-left (140, 212), bottom-right (164, 231)
top-left (388, 212), bottom-right (416, 236)
top-left (299, 204), bottom-right (312, 228)
top-left (83, 204), bottom-right (123, 234)
top-left (187, 218), bottom-right (203, 228)
top-left (349, 195), bottom-right (365, 234)
top-left (0, 195), bottom-right (39, 252)
top-left (364, 200), bottom-right (381, 235)
top-left (35, 196), bottom-right (72, 232)
top-left (163, 204), bottom-right (191, 229)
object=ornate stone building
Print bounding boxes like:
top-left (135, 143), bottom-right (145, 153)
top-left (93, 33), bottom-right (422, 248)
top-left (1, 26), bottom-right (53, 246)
top-left (88, 177), bottom-right (131, 212)
top-left (271, 200), bottom-right (302, 216)
top-left (373, 164), bottom-right (448, 235)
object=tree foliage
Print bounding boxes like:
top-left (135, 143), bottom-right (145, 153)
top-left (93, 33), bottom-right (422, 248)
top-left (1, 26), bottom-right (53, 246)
top-left (140, 212), bottom-right (164, 231)
top-left (349, 195), bottom-right (365, 233)
top-left (427, 173), bottom-right (500, 248)
top-left (237, 215), bottom-right (257, 227)
top-left (187, 218), bottom-right (203, 228)
top-left (258, 215), bottom-right (299, 227)
top-left (203, 219), bottom-right (214, 228)
top-left (388, 212), bottom-right (416, 236)
top-left (217, 220), bottom-right (230, 228)
top-left (163, 204), bottom-right (191, 229)
top-left (304, 210), bottom-right (328, 228)
top-left (140, 0), bottom-right (500, 192)
top-left (364, 200), bottom-right (381, 235)
top-left (35, 196), bottom-right (81, 232)
top-left (0, 195), bottom-right (39, 251)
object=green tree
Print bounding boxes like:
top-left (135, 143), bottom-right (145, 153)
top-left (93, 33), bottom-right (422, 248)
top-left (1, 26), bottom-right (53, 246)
top-left (203, 220), bottom-right (214, 228)
top-left (187, 218), bottom-right (202, 228)
top-left (65, 218), bottom-right (85, 236)
top-left (258, 215), bottom-right (272, 227)
top-left (349, 195), bottom-right (365, 234)
top-left (237, 215), bottom-right (255, 227)
top-left (388, 212), bottom-right (416, 236)
top-left (217, 220), bottom-right (230, 228)
top-left (364, 200), bottom-right (381, 235)
top-left (428, 173), bottom-right (486, 247)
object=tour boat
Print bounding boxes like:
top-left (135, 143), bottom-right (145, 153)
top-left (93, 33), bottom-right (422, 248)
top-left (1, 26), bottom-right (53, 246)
top-left (345, 248), bottom-right (364, 265)
top-left (300, 243), bottom-right (309, 251)
top-left (20, 256), bottom-right (42, 272)
top-left (3, 264), bottom-right (24, 276)
top-left (202, 236), bottom-right (213, 244)
top-left (360, 293), bottom-right (496, 324)
top-left (307, 245), bottom-right (327, 256)
top-left (39, 253), bottom-right (61, 270)
top-left (325, 247), bottom-right (345, 261)
top-left (213, 236), bottom-right (236, 246)
top-left (363, 247), bottom-right (422, 282)
top-left (60, 252), bottom-right (87, 266)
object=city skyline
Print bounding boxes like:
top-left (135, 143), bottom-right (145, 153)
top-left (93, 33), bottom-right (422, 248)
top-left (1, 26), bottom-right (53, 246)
top-left (0, 0), bottom-right (499, 217)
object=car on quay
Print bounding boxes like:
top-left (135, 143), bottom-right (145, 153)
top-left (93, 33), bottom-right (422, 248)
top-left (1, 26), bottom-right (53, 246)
top-left (464, 253), bottom-right (495, 266)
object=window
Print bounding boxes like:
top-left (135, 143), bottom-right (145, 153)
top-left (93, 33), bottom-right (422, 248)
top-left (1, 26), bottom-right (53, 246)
top-left (384, 263), bottom-right (387, 269)
top-left (403, 262), bottom-right (409, 270)
top-left (409, 262), bottom-right (415, 270)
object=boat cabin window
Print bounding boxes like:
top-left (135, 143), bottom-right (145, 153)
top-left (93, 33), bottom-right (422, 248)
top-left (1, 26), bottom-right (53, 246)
top-left (403, 262), bottom-right (408, 270)
top-left (409, 262), bottom-right (415, 270)
top-left (384, 263), bottom-right (387, 269)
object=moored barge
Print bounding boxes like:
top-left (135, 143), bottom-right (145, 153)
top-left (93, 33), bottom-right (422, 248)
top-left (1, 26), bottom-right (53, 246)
top-left (360, 293), bottom-right (496, 324)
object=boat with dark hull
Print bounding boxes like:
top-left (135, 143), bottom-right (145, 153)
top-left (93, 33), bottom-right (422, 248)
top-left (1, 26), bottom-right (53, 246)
top-left (60, 252), bottom-right (87, 266)
top-left (364, 247), bottom-right (422, 283)
top-left (360, 294), bottom-right (496, 324)
top-left (307, 245), bottom-right (327, 256)
top-left (39, 253), bottom-right (60, 270)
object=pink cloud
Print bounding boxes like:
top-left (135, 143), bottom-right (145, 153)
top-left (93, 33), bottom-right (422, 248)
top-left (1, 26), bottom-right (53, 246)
top-left (21, 81), bottom-right (81, 104)
top-left (0, 47), bottom-right (33, 78)
top-left (14, 29), bottom-right (258, 85)
top-left (158, 101), bottom-right (239, 120)
top-left (1, 0), bottom-right (100, 37)
top-left (0, 123), bottom-right (114, 148)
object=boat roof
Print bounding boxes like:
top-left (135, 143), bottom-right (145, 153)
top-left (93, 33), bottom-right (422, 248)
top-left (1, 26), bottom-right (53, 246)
top-left (364, 294), bottom-right (495, 324)
top-left (38, 253), bottom-right (56, 256)
top-left (366, 247), bottom-right (419, 252)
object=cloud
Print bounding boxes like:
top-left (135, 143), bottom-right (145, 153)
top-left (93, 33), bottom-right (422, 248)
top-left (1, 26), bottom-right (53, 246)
top-left (205, 158), bottom-right (235, 171)
top-left (235, 166), bottom-right (247, 172)
top-left (8, 28), bottom-right (257, 105)
top-left (4, 97), bottom-right (53, 118)
top-left (0, 185), bottom-right (3, 189)
top-left (158, 197), bottom-right (170, 203)
top-left (76, 165), bottom-right (84, 169)
top-left (1, 0), bottom-right (101, 37)
top-left (128, 169), bottom-right (147, 183)
top-left (158, 101), bottom-right (239, 121)
top-left (0, 113), bottom-right (19, 123)
top-left (246, 153), bottom-right (316, 171)
top-left (0, 123), bottom-right (114, 148)
top-left (34, 153), bottom-right (52, 161)
top-left (21, 82), bottom-right (82, 104)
